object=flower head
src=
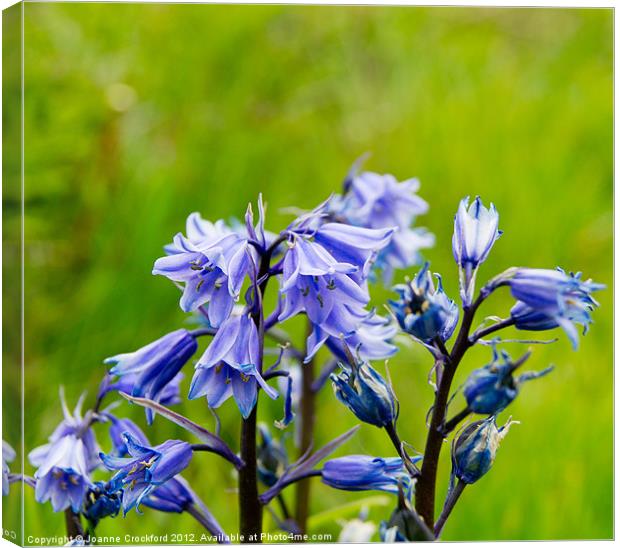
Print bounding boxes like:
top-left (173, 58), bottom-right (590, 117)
top-left (507, 268), bottom-right (604, 349)
top-left (463, 349), bottom-right (553, 415)
top-left (189, 314), bottom-right (278, 419)
top-left (451, 416), bottom-right (513, 485)
top-left (103, 372), bottom-right (184, 410)
top-left (2, 441), bottom-right (15, 496)
top-left (334, 166), bottom-right (434, 284)
top-left (105, 330), bottom-right (197, 424)
top-left (29, 394), bottom-right (99, 512)
top-left (321, 455), bottom-right (412, 495)
top-left (153, 213), bottom-right (255, 325)
top-left (100, 432), bottom-right (192, 514)
top-left (106, 416), bottom-right (150, 457)
top-left (452, 196), bottom-right (501, 305)
top-left (331, 361), bottom-right (398, 428)
top-left (324, 312), bottom-right (398, 364)
top-left (390, 263), bottom-right (459, 343)
top-left (279, 222), bottom-right (393, 358)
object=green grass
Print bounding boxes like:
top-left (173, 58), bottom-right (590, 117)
top-left (5, 4), bottom-right (613, 542)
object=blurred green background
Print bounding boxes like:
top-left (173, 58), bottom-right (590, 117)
top-left (4, 3), bottom-right (613, 543)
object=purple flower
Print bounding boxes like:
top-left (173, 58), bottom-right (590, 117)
top-left (153, 214), bottom-right (256, 326)
top-left (104, 330), bottom-right (197, 424)
top-left (321, 455), bottom-right (412, 495)
top-left (279, 223), bottom-right (393, 358)
top-left (189, 314), bottom-right (278, 419)
top-left (452, 197), bottom-right (502, 305)
top-left (100, 432), bottom-right (192, 514)
top-left (103, 372), bottom-right (184, 410)
top-left (335, 166), bottom-right (434, 283)
top-left (507, 268), bottom-right (604, 349)
top-left (3, 441), bottom-right (15, 496)
top-left (390, 263), bottom-right (459, 343)
top-left (142, 476), bottom-right (194, 513)
top-left (324, 312), bottom-right (398, 364)
top-left (29, 395), bottom-right (99, 512)
top-left (105, 416), bottom-right (150, 457)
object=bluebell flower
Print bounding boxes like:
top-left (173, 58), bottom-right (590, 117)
top-left (29, 394), bottom-right (100, 512)
top-left (105, 329), bottom-right (197, 424)
top-left (334, 166), bottom-right (434, 284)
top-left (321, 455), bottom-right (412, 495)
top-left (3, 441), bottom-right (15, 496)
top-left (257, 424), bottom-right (288, 488)
top-left (452, 196), bottom-right (502, 305)
top-left (463, 349), bottom-right (553, 415)
top-left (189, 314), bottom-right (278, 419)
top-left (390, 263), bottom-right (459, 343)
top-left (153, 214), bottom-right (255, 326)
top-left (100, 432), bottom-right (192, 514)
top-left (506, 268), bottom-right (604, 349)
top-left (83, 481), bottom-right (122, 523)
top-left (103, 372), bottom-right (184, 410)
top-left (279, 223), bottom-right (393, 358)
top-left (331, 361), bottom-right (398, 428)
top-left (451, 417), bottom-right (514, 485)
top-left (323, 312), bottom-right (398, 364)
top-left (105, 415), bottom-right (150, 457)
top-left (142, 476), bottom-right (194, 513)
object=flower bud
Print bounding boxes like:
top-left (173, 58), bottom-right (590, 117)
top-left (451, 417), bottom-right (514, 485)
top-left (452, 196), bottom-right (501, 305)
top-left (331, 361), bottom-right (398, 428)
top-left (452, 196), bottom-right (501, 270)
top-left (463, 349), bottom-right (552, 415)
top-left (390, 263), bottom-right (458, 343)
top-left (83, 482), bottom-right (122, 524)
top-left (379, 483), bottom-right (433, 542)
top-left (322, 455), bottom-right (411, 494)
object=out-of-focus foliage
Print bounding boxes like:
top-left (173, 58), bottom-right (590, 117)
top-left (9, 4), bottom-right (611, 541)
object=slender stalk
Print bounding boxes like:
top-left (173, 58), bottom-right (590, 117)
top-left (191, 444), bottom-right (244, 469)
top-left (415, 296), bottom-right (482, 528)
top-left (238, 242), bottom-right (279, 543)
top-left (384, 422), bottom-right (419, 478)
top-left (470, 317), bottom-right (515, 343)
top-left (64, 509), bottom-right (85, 541)
top-left (441, 407), bottom-right (471, 436)
top-left (295, 320), bottom-right (316, 535)
top-left (239, 407), bottom-right (262, 543)
top-left (434, 480), bottom-right (466, 538)
top-left (277, 494), bottom-right (291, 521)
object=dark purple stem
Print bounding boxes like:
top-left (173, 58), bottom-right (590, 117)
top-left (415, 294), bottom-right (483, 528)
top-left (238, 241), bottom-right (281, 543)
top-left (434, 480), bottom-right (466, 538)
top-left (295, 319), bottom-right (316, 536)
